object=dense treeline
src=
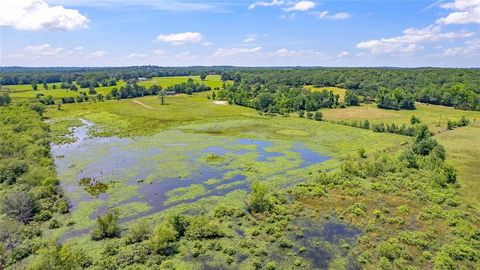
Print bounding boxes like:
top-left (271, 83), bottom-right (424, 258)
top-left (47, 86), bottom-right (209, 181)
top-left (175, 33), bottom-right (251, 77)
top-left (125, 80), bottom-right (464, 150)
top-left (0, 104), bottom-right (68, 268)
top-left (218, 83), bottom-right (339, 113)
top-left (221, 68), bottom-right (480, 111)
top-left (0, 66), bottom-right (237, 85)
top-left (2, 67), bottom-right (479, 110)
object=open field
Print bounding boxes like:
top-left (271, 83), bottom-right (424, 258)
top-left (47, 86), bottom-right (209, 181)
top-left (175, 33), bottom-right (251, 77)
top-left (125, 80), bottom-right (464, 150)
top-left (305, 86), bottom-right (347, 102)
top-left (321, 102), bottom-right (480, 133)
top-left (321, 102), bottom-right (480, 210)
top-left (436, 126), bottom-right (480, 210)
top-left (0, 75), bottom-right (225, 100)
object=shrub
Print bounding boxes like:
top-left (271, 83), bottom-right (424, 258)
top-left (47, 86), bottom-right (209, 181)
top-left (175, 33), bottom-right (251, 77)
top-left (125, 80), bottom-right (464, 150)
top-left (1, 190), bottom-right (37, 223)
top-left (91, 209), bottom-right (120, 240)
top-left (185, 215), bottom-right (223, 240)
top-left (214, 204), bottom-right (245, 218)
top-left (170, 214), bottom-right (189, 238)
top-left (314, 111), bottom-right (323, 121)
top-left (247, 182), bottom-right (274, 213)
top-left (126, 220), bottom-right (151, 244)
top-left (306, 112), bottom-right (313, 119)
top-left (411, 115), bottom-right (421, 124)
top-left (298, 110), bottom-right (305, 118)
top-left (0, 161), bottom-right (28, 184)
top-left (27, 243), bottom-right (91, 270)
top-left (148, 222), bottom-right (178, 254)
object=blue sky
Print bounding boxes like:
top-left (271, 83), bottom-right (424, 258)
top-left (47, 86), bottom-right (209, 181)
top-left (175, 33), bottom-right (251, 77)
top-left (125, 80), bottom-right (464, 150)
top-left (1, 0), bottom-right (479, 67)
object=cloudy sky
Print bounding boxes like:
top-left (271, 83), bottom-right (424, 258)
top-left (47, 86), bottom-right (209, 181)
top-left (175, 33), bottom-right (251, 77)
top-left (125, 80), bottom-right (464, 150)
top-left (1, 0), bottom-right (479, 67)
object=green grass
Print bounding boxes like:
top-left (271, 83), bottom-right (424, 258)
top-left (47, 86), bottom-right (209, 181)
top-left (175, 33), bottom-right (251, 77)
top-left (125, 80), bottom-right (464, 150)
top-left (436, 126), bottom-right (480, 210)
top-left (46, 93), bottom-right (255, 137)
top-left (321, 102), bottom-right (480, 133)
top-left (304, 85), bottom-right (347, 102)
top-left (321, 102), bottom-right (480, 211)
top-left (1, 75), bottom-right (226, 100)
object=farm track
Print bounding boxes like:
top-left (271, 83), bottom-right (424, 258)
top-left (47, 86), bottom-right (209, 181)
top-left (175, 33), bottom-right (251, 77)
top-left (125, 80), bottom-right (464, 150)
top-left (133, 100), bottom-right (154, 109)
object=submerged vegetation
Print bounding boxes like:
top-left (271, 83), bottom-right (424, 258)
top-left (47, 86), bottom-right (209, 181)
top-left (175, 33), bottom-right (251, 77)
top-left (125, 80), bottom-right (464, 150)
top-left (1, 67), bottom-right (479, 269)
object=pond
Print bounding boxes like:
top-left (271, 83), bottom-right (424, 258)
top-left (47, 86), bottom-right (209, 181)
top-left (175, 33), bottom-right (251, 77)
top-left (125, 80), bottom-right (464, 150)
top-left (53, 120), bottom-right (331, 238)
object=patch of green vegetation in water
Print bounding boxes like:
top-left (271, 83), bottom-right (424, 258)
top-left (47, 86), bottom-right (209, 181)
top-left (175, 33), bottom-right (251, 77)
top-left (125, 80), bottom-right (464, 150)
top-left (79, 177), bottom-right (109, 197)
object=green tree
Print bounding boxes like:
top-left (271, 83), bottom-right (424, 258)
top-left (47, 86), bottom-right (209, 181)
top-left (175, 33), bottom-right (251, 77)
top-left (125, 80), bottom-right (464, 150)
top-left (1, 191), bottom-right (37, 223)
top-left (148, 222), bottom-right (178, 254)
top-left (200, 72), bottom-right (207, 81)
top-left (91, 209), bottom-right (120, 240)
top-left (0, 93), bottom-right (11, 106)
top-left (314, 111), bottom-right (323, 121)
top-left (158, 90), bottom-right (166, 105)
top-left (247, 182), bottom-right (273, 213)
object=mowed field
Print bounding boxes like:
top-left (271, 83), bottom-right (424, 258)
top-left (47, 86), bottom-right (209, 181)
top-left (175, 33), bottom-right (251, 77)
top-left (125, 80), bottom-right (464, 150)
top-left (321, 102), bottom-right (480, 210)
top-left (304, 85), bottom-right (347, 102)
top-left (0, 75), bottom-right (225, 100)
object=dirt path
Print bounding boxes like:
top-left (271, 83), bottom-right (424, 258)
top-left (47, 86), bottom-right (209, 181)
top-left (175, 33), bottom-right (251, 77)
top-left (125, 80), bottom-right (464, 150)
top-left (133, 100), bottom-right (154, 109)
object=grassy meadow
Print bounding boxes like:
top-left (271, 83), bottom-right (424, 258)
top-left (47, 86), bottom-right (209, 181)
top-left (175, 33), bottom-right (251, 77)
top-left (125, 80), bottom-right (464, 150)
top-left (321, 102), bottom-right (480, 210)
top-left (0, 75), bottom-right (226, 100)
top-left (305, 85), bottom-right (347, 102)
top-left (321, 102), bottom-right (480, 133)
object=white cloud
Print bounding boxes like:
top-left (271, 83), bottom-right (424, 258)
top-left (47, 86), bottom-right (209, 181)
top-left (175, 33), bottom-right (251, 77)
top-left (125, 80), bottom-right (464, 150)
top-left (443, 39), bottom-right (480, 56)
top-left (153, 49), bottom-right (166, 56)
top-left (244, 37), bottom-right (256, 43)
top-left (156, 32), bottom-right (204, 45)
top-left (356, 25), bottom-right (474, 54)
top-left (48, 0), bottom-right (217, 12)
top-left (436, 0), bottom-right (480, 24)
top-left (337, 51), bottom-right (350, 58)
top-left (127, 53), bottom-right (148, 59)
top-left (284, 1), bottom-right (316, 12)
top-left (0, 0), bottom-right (89, 31)
top-left (24, 44), bottom-right (63, 56)
top-left (272, 48), bottom-right (326, 58)
top-left (174, 52), bottom-right (192, 59)
top-left (88, 51), bottom-right (108, 58)
top-left (313, 11), bottom-right (351, 20)
top-left (248, 0), bottom-right (284, 10)
top-left (74, 46), bottom-right (84, 51)
top-left (274, 48), bottom-right (299, 57)
top-left (202, 42), bottom-right (214, 46)
top-left (214, 47), bottom-right (262, 57)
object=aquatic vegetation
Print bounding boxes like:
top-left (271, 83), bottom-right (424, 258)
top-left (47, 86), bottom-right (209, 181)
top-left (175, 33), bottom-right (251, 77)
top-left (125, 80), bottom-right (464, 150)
top-left (79, 177), bottom-right (109, 197)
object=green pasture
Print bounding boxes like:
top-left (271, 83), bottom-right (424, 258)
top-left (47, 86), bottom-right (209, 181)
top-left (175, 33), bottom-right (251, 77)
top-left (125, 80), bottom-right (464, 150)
top-left (304, 85), bottom-right (347, 102)
top-left (436, 126), bottom-right (480, 210)
top-left (0, 75), bottom-right (225, 100)
top-left (321, 102), bottom-right (480, 133)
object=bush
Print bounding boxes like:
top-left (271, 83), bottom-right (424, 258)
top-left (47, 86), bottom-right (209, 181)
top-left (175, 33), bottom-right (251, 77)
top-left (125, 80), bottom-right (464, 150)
top-left (247, 182), bottom-right (274, 213)
top-left (149, 222), bottom-right (178, 254)
top-left (1, 190), bottom-right (37, 223)
top-left (91, 209), bottom-right (120, 240)
top-left (306, 112), bottom-right (313, 119)
top-left (126, 220), bottom-right (151, 244)
top-left (411, 115), bottom-right (421, 124)
top-left (170, 214), bottom-right (189, 238)
top-left (185, 215), bottom-right (223, 240)
top-left (27, 243), bottom-right (91, 270)
top-left (0, 161), bottom-right (28, 184)
top-left (298, 110), bottom-right (305, 118)
top-left (314, 111), bottom-right (323, 121)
